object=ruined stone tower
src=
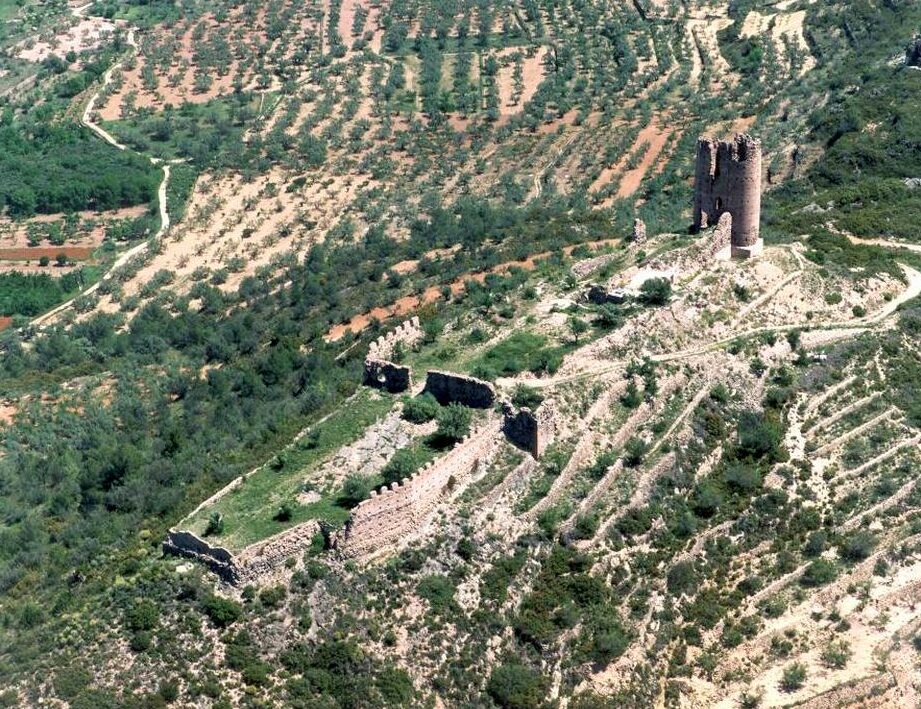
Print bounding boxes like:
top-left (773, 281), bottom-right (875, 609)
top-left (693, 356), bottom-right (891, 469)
top-left (693, 133), bottom-right (763, 258)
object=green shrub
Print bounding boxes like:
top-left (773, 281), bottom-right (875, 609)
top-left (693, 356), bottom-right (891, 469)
top-left (435, 403), bottom-right (472, 443)
top-left (666, 560), bottom-right (698, 596)
top-left (724, 461), bottom-right (762, 493)
top-left (125, 600), bottom-right (159, 632)
top-left (511, 384), bottom-right (544, 409)
top-left (486, 664), bottom-right (548, 709)
top-left (338, 474), bottom-right (375, 508)
top-left (820, 639), bottom-right (851, 669)
top-left (779, 662), bottom-right (807, 692)
top-left (800, 559), bottom-right (837, 588)
top-left (402, 393), bottom-right (440, 423)
top-left (201, 595), bottom-right (243, 628)
top-left (840, 530), bottom-right (876, 562)
top-left (204, 512), bottom-right (225, 536)
top-left (638, 277), bottom-right (672, 305)
top-left (417, 575), bottom-right (457, 614)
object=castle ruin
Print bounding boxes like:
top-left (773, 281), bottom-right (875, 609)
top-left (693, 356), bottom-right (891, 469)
top-left (423, 370), bottom-right (497, 408)
top-left (363, 317), bottom-right (424, 393)
top-left (502, 400), bottom-right (557, 458)
top-left (693, 133), bottom-right (763, 259)
top-left (333, 420), bottom-right (501, 558)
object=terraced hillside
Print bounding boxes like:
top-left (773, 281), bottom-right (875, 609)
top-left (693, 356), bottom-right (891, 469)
top-left (1, 0), bottom-right (921, 707)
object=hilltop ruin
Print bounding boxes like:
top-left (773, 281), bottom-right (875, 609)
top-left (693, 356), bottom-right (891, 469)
top-left (693, 133), bottom-right (763, 258)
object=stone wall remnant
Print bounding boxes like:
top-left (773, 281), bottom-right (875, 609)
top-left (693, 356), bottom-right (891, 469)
top-left (364, 359), bottom-right (412, 393)
top-left (502, 400), bottom-right (557, 458)
top-left (334, 421), bottom-right (501, 558)
top-left (631, 218), bottom-right (646, 243)
top-left (907, 36), bottom-right (921, 67)
top-left (164, 520), bottom-right (324, 586)
top-left (423, 370), bottom-right (496, 408)
top-left (163, 530), bottom-right (242, 583)
top-left (586, 284), bottom-right (628, 305)
top-left (363, 317), bottom-right (424, 393)
top-left (693, 133), bottom-right (763, 258)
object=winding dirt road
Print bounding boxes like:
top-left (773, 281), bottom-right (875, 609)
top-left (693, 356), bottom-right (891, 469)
top-left (30, 20), bottom-right (174, 329)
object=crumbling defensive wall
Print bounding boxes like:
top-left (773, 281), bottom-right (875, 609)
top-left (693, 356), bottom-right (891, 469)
top-left (335, 420), bottom-right (501, 558)
top-left (693, 133), bottom-right (762, 256)
top-left (363, 317), bottom-right (424, 393)
top-left (502, 400), bottom-right (558, 458)
top-left (423, 370), bottom-right (496, 408)
top-left (907, 36), bottom-right (921, 67)
top-left (163, 530), bottom-right (243, 583)
top-left (164, 519), bottom-right (322, 585)
top-left (364, 359), bottom-right (411, 393)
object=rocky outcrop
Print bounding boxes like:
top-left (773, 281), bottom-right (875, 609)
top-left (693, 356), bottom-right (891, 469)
top-left (907, 36), bottom-right (921, 67)
top-left (502, 400), bottom-right (558, 458)
top-left (363, 317), bottom-right (424, 393)
top-left (423, 370), bottom-right (496, 408)
top-left (334, 420), bottom-right (501, 558)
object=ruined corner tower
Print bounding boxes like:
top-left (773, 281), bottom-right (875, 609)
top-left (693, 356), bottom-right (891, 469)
top-left (693, 133), bottom-right (763, 258)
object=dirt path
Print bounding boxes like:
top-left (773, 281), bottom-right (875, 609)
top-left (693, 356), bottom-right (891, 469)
top-left (30, 14), bottom-right (174, 329)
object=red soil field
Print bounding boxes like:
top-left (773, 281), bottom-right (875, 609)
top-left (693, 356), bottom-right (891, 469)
top-left (0, 247), bottom-right (94, 261)
top-left (326, 240), bottom-right (619, 341)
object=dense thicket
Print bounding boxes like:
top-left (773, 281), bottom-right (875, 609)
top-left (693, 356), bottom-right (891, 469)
top-left (0, 125), bottom-right (159, 216)
top-left (0, 271), bottom-right (88, 316)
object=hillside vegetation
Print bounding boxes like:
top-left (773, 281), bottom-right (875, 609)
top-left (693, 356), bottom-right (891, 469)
top-left (1, 0), bottom-right (921, 707)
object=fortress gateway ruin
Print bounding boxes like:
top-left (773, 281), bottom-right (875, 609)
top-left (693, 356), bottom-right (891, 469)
top-left (693, 133), bottom-right (763, 259)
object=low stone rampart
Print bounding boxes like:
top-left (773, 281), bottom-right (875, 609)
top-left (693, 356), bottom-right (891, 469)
top-left (364, 359), bottom-right (412, 393)
top-left (235, 520), bottom-right (321, 582)
top-left (164, 520), bottom-right (323, 585)
top-left (163, 530), bottom-right (242, 583)
top-left (363, 317), bottom-right (424, 394)
top-left (335, 420), bottom-right (501, 558)
top-left (367, 317), bottom-right (424, 361)
top-left (503, 400), bottom-right (558, 458)
top-left (423, 370), bottom-right (496, 408)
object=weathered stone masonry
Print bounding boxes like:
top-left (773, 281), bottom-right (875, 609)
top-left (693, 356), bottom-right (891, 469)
top-left (423, 370), bottom-right (497, 408)
top-left (502, 400), bottom-right (558, 458)
top-left (164, 520), bottom-right (322, 585)
top-left (693, 133), bottom-right (762, 258)
top-left (334, 420), bottom-right (500, 558)
top-left (363, 317), bottom-right (424, 393)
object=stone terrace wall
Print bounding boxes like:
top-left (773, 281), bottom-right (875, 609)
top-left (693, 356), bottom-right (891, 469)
top-left (424, 370), bottom-right (496, 408)
top-left (336, 420), bottom-right (501, 558)
top-left (363, 317), bottom-right (424, 393)
top-left (503, 400), bottom-right (558, 458)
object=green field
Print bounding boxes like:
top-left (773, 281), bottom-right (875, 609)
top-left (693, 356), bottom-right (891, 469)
top-left (0, 0), bottom-right (21, 21)
top-left (183, 388), bottom-right (395, 551)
